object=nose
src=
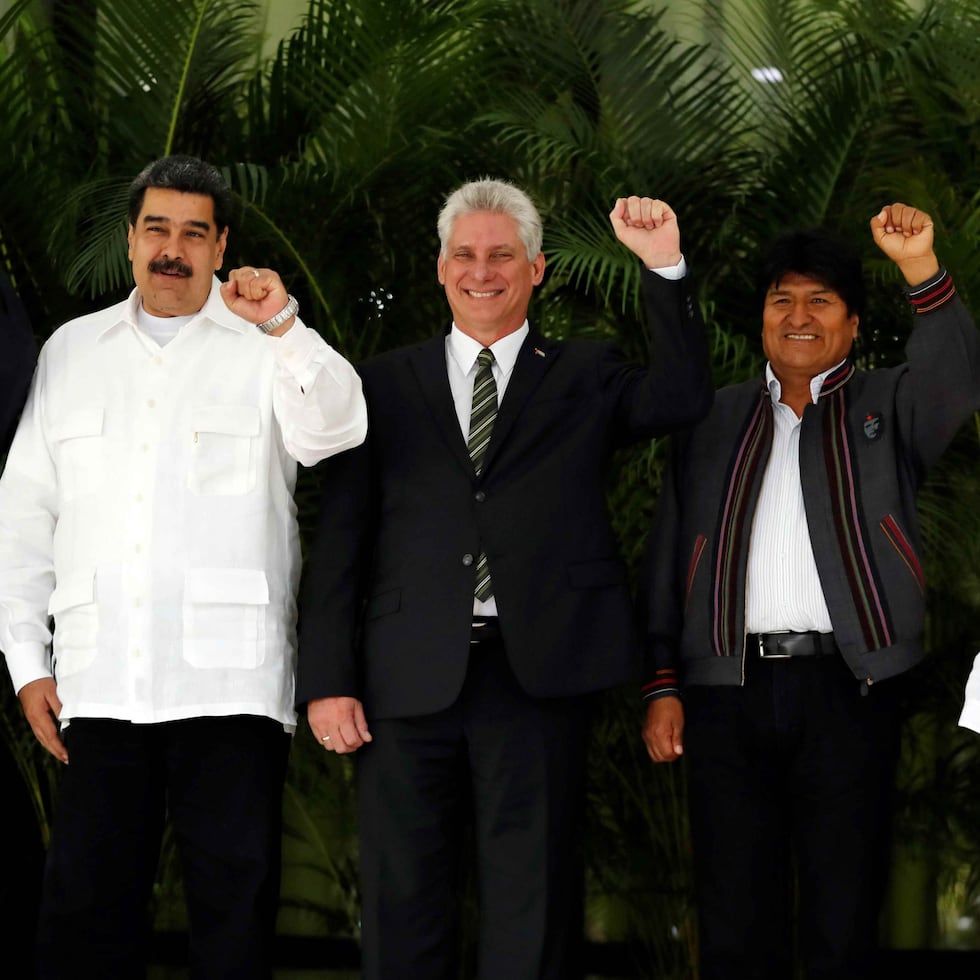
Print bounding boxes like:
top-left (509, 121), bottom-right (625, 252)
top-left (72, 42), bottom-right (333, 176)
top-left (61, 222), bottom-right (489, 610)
top-left (786, 299), bottom-right (812, 325)
top-left (471, 259), bottom-right (493, 282)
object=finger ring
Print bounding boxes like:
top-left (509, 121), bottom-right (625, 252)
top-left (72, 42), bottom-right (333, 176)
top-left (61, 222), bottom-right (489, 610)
top-left (321, 734), bottom-right (330, 742)
top-left (252, 268), bottom-right (260, 278)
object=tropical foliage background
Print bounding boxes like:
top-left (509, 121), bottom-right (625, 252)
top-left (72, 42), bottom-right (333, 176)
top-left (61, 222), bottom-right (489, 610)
top-left (1, 0), bottom-right (979, 976)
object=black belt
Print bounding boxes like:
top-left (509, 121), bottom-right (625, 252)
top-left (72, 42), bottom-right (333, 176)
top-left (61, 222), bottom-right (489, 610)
top-left (746, 631), bottom-right (839, 659)
top-left (470, 616), bottom-right (502, 646)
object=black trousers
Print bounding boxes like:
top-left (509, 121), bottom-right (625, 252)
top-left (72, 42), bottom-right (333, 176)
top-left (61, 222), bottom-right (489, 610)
top-left (683, 655), bottom-right (906, 980)
top-left (37, 715), bottom-right (290, 980)
top-left (356, 632), bottom-right (593, 980)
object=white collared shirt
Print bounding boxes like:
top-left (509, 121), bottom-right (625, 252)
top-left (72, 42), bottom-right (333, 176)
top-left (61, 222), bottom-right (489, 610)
top-left (0, 278), bottom-right (367, 731)
top-left (744, 361), bottom-right (845, 634)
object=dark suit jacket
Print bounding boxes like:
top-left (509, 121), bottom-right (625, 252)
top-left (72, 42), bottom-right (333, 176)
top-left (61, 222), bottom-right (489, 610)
top-left (0, 273), bottom-right (37, 456)
top-left (297, 271), bottom-right (711, 720)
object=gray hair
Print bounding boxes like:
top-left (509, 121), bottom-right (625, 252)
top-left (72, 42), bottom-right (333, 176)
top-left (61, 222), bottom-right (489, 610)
top-left (437, 178), bottom-right (543, 261)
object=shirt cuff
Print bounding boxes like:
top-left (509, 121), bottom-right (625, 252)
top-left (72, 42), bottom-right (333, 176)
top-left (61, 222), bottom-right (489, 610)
top-left (648, 255), bottom-right (687, 280)
top-left (4, 641), bottom-right (51, 695)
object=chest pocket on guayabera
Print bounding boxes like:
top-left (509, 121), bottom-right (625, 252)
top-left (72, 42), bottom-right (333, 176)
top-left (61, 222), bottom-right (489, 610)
top-left (52, 407), bottom-right (105, 500)
top-left (188, 405), bottom-right (260, 496)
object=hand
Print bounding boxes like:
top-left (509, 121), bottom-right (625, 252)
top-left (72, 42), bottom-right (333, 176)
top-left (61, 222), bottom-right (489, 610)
top-left (18, 677), bottom-right (68, 764)
top-left (642, 695), bottom-right (684, 763)
top-left (609, 196), bottom-right (682, 270)
top-left (220, 267), bottom-right (296, 335)
top-left (870, 203), bottom-right (940, 285)
top-left (307, 696), bottom-right (372, 755)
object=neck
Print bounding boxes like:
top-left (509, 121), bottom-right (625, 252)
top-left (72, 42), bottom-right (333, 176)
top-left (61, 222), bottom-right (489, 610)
top-left (454, 320), bottom-right (525, 348)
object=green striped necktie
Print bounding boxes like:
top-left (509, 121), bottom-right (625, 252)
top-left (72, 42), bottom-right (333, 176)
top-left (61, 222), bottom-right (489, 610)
top-left (468, 348), bottom-right (496, 601)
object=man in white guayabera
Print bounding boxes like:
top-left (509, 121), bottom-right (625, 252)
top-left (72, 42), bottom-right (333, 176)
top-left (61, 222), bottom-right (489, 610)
top-left (0, 154), bottom-right (367, 979)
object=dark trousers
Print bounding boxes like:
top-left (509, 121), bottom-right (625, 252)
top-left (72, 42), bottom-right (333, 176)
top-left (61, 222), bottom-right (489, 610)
top-left (683, 655), bottom-right (905, 980)
top-left (356, 632), bottom-right (592, 980)
top-left (37, 715), bottom-right (290, 980)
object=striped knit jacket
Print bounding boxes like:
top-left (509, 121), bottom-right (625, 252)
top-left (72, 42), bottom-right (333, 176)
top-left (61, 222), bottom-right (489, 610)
top-left (643, 269), bottom-right (980, 698)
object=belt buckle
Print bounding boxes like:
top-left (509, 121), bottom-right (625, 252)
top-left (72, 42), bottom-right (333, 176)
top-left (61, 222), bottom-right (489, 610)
top-left (757, 632), bottom-right (792, 659)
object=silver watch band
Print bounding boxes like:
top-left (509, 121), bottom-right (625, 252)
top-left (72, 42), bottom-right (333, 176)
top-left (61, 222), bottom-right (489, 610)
top-left (256, 294), bottom-right (299, 334)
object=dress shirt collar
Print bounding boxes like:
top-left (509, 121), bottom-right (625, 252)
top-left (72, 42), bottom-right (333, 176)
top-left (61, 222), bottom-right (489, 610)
top-left (447, 320), bottom-right (529, 379)
top-left (765, 357), bottom-right (848, 407)
top-left (97, 276), bottom-right (250, 341)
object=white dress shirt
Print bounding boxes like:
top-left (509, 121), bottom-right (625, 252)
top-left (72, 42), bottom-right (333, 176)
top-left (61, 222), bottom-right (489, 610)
top-left (744, 362), bottom-right (843, 634)
top-left (0, 278), bottom-right (367, 731)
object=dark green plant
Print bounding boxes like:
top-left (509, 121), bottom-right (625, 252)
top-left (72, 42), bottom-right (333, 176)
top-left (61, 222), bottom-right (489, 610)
top-left (2, 0), bottom-right (980, 974)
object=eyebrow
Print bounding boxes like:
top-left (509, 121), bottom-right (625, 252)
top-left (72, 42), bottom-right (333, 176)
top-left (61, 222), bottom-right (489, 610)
top-left (140, 214), bottom-right (212, 233)
top-left (452, 243), bottom-right (515, 252)
top-left (768, 285), bottom-right (835, 296)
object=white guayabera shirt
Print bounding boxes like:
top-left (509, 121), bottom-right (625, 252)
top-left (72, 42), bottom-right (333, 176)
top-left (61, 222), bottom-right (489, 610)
top-left (0, 278), bottom-right (366, 732)
top-left (960, 653), bottom-right (980, 734)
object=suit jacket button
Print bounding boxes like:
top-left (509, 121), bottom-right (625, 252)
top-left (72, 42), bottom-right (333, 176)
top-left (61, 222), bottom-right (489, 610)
top-left (474, 491), bottom-right (486, 502)
top-left (462, 554), bottom-right (474, 566)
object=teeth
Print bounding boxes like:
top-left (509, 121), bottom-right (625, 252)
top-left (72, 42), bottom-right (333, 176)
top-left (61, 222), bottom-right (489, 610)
top-left (787, 333), bottom-right (817, 340)
top-left (467, 290), bottom-right (500, 298)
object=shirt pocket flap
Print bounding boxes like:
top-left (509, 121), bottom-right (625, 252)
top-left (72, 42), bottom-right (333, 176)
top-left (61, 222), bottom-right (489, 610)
top-left (191, 406), bottom-right (260, 437)
top-left (184, 569), bottom-right (270, 606)
top-left (51, 408), bottom-right (105, 442)
top-left (48, 571), bottom-right (96, 614)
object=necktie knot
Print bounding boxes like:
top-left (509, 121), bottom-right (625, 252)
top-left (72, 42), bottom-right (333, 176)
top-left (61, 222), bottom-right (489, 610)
top-left (477, 348), bottom-right (495, 369)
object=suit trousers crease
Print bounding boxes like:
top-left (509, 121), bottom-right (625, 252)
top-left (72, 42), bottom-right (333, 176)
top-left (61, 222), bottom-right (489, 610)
top-left (37, 715), bottom-right (290, 980)
top-left (356, 634), bottom-right (592, 980)
top-left (683, 654), bottom-right (905, 980)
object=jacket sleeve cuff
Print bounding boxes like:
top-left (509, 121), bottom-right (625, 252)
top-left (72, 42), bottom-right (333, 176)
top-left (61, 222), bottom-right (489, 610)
top-left (905, 267), bottom-right (955, 314)
top-left (641, 668), bottom-right (681, 702)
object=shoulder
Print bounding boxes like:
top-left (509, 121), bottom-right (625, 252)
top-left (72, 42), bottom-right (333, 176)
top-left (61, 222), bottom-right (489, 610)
top-left (361, 334), bottom-right (443, 370)
top-left (40, 297), bottom-right (128, 358)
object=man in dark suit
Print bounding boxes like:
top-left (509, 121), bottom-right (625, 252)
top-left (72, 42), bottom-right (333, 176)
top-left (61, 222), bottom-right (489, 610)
top-left (642, 203), bottom-right (980, 978)
top-left (297, 179), bottom-right (712, 978)
top-left (0, 271), bottom-right (37, 448)
top-left (0, 270), bottom-right (41, 977)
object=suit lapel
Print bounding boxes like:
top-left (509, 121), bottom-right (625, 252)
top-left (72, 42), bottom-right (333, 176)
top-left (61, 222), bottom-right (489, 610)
top-left (407, 332), bottom-right (474, 476)
top-left (482, 329), bottom-right (560, 474)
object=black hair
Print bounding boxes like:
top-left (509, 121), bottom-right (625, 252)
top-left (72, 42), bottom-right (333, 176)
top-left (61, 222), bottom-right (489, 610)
top-left (128, 155), bottom-right (233, 233)
top-left (755, 227), bottom-right (865, 318)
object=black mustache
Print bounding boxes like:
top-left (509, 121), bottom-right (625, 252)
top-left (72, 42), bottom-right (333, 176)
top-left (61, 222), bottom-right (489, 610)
top-left (148, 257), bottom-right (192, 277)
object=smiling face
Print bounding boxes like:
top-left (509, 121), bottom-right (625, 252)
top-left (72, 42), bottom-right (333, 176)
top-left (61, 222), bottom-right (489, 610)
top-left (762, 271), bottom-right (859, 390)
top-left (127, 187), bottom-right (228, 317)
top-left (437, 210), bottom-right (545, 345)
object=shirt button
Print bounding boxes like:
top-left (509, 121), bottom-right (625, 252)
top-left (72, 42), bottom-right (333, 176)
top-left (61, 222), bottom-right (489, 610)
top-left (474, 491), bottom-right (486, 502)
top-left (147, 399), bottom-right (156, 409)
top-left (462, 554), bottom-right (474, 566)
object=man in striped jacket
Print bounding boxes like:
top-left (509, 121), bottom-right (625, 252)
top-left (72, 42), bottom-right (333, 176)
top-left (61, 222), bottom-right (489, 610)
top-left (642, 202), bottom-right (980, 979)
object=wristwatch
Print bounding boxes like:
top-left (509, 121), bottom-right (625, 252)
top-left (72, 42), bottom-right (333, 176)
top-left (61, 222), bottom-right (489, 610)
top-left (256, 294), bottom-right (299, 334)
